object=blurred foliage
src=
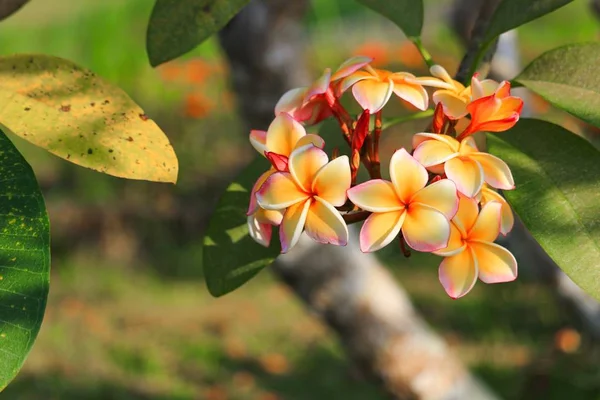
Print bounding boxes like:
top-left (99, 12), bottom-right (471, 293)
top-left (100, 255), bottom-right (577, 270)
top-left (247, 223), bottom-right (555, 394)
top-left (0, 0), bottom-right (599, 398)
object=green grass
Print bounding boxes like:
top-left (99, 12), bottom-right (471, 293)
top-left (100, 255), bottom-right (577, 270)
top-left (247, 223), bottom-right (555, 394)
top-left (1, 0), bottom-right (600, 399)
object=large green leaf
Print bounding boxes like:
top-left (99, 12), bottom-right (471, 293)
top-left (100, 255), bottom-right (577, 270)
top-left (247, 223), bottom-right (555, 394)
top-left (0, 129), bottom-right (50, 390)
top-left (484, 0), bottom-right (573, 43)
top-left (514, 43), bottom-right (600, 128)
top-left (0, 0), bottom-right (29, 21)
top-left (487, 119), bottom-right (600, 300)
top-left (146, 0), bottom-right (250, 67)
top-left (0, 54), bottom-right (178, 183)
top-left (355, 0), bottom-right (423, 38)
top-left (203, 156), bottom-right (280, 297)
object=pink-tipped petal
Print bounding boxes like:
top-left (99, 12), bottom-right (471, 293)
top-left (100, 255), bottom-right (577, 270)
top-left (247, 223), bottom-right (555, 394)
top-left (339, 70), bottom-right (375, 94)
top-left (482, 188), bottom-right (514, 235)
top-left (469, 153), bottom-right (515, 190)
top-left (469, 201), bottom-right (502, 242)
top-left (347, 179), bottom-right (403, 212)
top-left (250, 130), bottom-right (268, 155)
top-left (279, 199), bottom-right (312, 253)
top-left (256, 172), bottom-right (309, 210)
top-left (247, 169), bottom-right (275, 215)
top-left (304, 68), bottom-right (332, 101)
top-left (413, 139), bottom-right (458, 167)
top-left (304, 196), bottom-right (349, 246)
top-left (265, 152), bottom-right (289, 172)
top-left (412, 132), bottom-right (460, 152)
top-left (312, 155), bottom-right (351, 206)
top-left (433, 90), bottom-right (469, 119)
top-left (438, 248), bottom-right (478, 299)
top-left (411, 179), bottom-right (459, 219)
top-left (402, 204), bottom-right (451, 252)
top-left (248, 215), bottom-right (273, 247)
top-left (359, 210), bottom-right (406, 252)
top-left (288, 145), bottom-right (329, 193)
top-left (389, 148), bottom-right (429, 203)
top-left (275, 88), bottom-right (306, 116)
top-left (391, 78), bottom-right (429, 110)
top-left (295, 134), bottom-right (325, 149)
top-left (352, 78), bottom-right (394, 113)
top-left (445, 157), bottom-right (484, 198)
top-left (470, 242), bottom-right (518, 283)
top-left (266, 113), bottom-right (307, 157)
top-left (332, 56), bottom-right (373, 81)
top-left (433, 223), bottom-right (466, 257)
top-left (453, 193), bottom-right (479, 236)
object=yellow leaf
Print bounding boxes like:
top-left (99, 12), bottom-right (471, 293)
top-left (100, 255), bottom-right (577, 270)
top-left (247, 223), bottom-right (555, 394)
top-left (0, 54), bottom-right (178, 183)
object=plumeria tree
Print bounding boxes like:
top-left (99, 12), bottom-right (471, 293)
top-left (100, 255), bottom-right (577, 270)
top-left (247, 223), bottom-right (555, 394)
top-left (1, 0), bottom-right (600, 397)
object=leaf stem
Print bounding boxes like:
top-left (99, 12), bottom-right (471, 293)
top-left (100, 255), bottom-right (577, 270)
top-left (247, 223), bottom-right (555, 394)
top-left (411, 37), bottom-right (435, 68)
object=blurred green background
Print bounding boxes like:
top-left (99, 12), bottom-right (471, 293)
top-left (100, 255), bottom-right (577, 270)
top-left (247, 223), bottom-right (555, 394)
top-left (1, 0), bottom-right (600, 399)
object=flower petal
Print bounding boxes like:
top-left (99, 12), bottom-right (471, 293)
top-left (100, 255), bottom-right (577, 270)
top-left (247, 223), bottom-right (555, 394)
top-left (247, 169), bottom-right (275, 215)
top-left (254, 207), bottom-right (284, 226)
top-left (338, 70), bottom-right (376, 94)
top-left (266, 113), bottom-right (307, 157)
top-left (433, 90), bottom-right (469, 119)
top-left (304, 68), bottom-right (331, 100)
top-left (413, 139), bottom-right (457, 167)
top-left (444, 157), bottom-right (484, 198)
top-left (411, 179), bottom-right (458, 219)
top-left (469, 201), bottom-right (501, 242)
top-left (347, 179), bottom-right (403, 212)
top-left (331, 56), bottom-right (373, 81)
top-left (410, 76), bottom-right (454, 89)
top-left (470, 242), bottom-right (518, 283)
top-left (433, 222), bottom-right (466, 257)
top-left (256, 172), bottom-right (309, 210)
top-left (412, 132), bottom-right (460, 151)
top-left (438, 247), bottom-right (478, 299)
top-left (469, 152), bottom-right (515, 190)
top-left (288, 145), bottom-right (329, 192)
top-left (359, 210), bottom-right (405, 252)
top-left (295, 133), bottom-right (325, 150)
top-left (250, 130), bottom-right (268, 155)
top-left (274, 88), bottom-right (306, 116)
top-left (304, 196), bottom-right (349, 246)
top-left (453, 193), bottom-right (479, 236)
top-left (248, 215), bottom-right (272, 248)
top-left (279, 199), bottom-right (311, 253)
top-left (312, 155), bottom-right (351, 206)
top-left (481, 187), bottom-right (514, 235)
top-left (389, 148), bottom-right (428, 203)
top-left (352, 78), bottom-right (394, 113)
top-left (390, 77), bottom-right (428, 110)
top-left (402, 204), bottom-right (451, 252)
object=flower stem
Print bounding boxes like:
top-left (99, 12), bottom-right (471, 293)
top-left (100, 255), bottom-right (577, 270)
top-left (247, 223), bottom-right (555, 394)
top-left (343, 210), bottom-right (371, 225)
top-left (382, 109), bottom-right (434, 130)
top-left (372, 111), bottom-right (383, 179)
top-left (411, 37), bottom-right (435, 69)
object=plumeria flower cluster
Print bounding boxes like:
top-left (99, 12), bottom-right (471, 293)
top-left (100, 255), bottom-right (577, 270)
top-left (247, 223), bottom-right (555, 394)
top-left (246, 57), bottom-right (523, 299)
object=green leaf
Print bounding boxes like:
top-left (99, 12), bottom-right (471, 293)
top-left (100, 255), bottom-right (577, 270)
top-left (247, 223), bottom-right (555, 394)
top-left (0, 129), bottom-right (50, 390)
top-left (514, 43), bottom-right (600, 128)
top-left (0, 54), bottom-right (178, 183)
top-left (355, 0), bottom-right (423, 38)
top-left (484, 0), bottom-right (573, 43)
top-left (203, 156), bottom-right (280, 297)
top-left (0, 0), bottom-right (29, 21)
top-left (146, 0), bottom-right (250, 67)
top-left (487, 119), bottom-right (600, 300)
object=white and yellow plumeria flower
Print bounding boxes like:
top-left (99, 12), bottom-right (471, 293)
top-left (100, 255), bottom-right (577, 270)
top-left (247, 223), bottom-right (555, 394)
top-left (336, 59), bottom-right (429, 113)
top-left (256, 144), bottom-right (351, 253)
top-left (434, 193), bottom-right (518, 299)
top-left (412, 133), bottom-right (514, 198)
top-left (347, 148), bottom-right (458, 253)
top-left (247, 113), bottom-right (325, 246)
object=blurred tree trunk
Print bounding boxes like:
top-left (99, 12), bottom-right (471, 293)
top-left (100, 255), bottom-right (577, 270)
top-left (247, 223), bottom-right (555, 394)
top-left (0, 0), bottom-right (28, 21)
top-left (218, 1), bottom-right (499, 399)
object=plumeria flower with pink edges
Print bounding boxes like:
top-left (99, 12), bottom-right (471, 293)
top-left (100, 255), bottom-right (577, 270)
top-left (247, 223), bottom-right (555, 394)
top-left (347, 149), bottom-right (458, 253)
top-left (412, 65), bottom-right (503, 120)
top-left (256, 144), bottom-right (351, 253)
top-left (247, 113), bottom-right (325, 246)
top-left (412, 133), bottom-right (514, 198)
top-left (336, 58), bottom-right (429, 113)
top-left (434, 193), bottom-right (518, 298)
top-left (477, 184), bottom-right (514, 236)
